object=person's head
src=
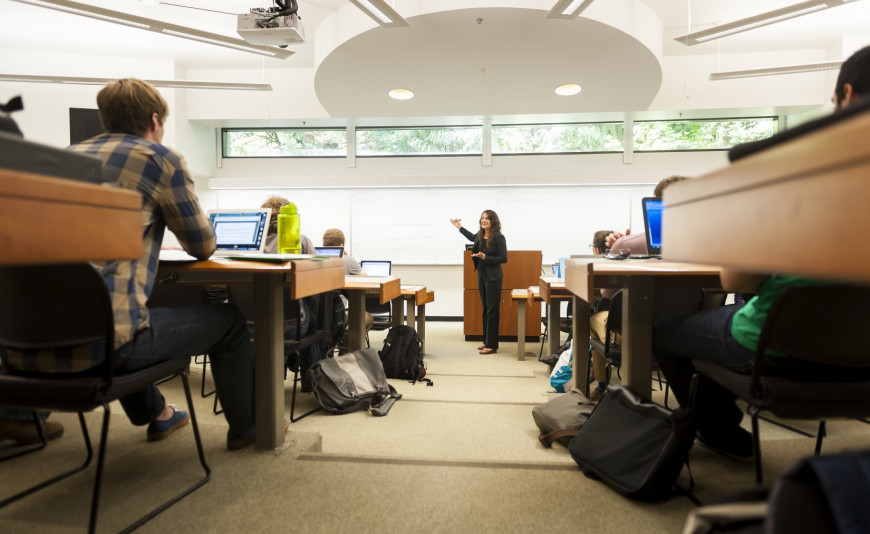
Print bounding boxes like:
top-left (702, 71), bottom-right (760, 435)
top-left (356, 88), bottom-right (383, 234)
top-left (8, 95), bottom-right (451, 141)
top-left (0, 95), bottom-right (23, 137)
top-left (96, 78), bottom-right (168, 139)
top-left (592, 230), bottom-right (611, 254)
top-left (261, 194), bottom-right (291, 235)
top-left (479, 210), bottom-right (501, 235)
top-left (834, 45), bottom-right (870, 110)
top-left (323, 228), bottom-right (345, 247)
top-left (653, 175), bottom-right (689, 198)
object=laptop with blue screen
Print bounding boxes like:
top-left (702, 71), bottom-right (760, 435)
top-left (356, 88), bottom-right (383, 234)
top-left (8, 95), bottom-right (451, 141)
top-left (314, 246), bottom-right (344, 257)
top-left (207, 209), bottom-right (271, 255)
top-left (360, 260), bottom-right (391, 276)
top-left (641, 197), bottom-right (664, 257)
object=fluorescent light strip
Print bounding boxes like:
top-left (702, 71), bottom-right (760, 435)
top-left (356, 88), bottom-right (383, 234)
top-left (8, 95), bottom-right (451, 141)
top-left (545, 0), bottom-right (596, 19)
top-left (0, 74), bottom-right (273, 91)
top-left (10, 0), bottom-right (293, 59)
top-left (675, 0), bottom-right (851, 46)
top-left (710, 60), bottom-right (843, 80)
top-left (349, 0), bottom-right (410, 27)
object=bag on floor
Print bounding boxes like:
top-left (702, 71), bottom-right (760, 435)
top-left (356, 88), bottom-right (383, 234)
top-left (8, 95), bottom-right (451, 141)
top-left (378, 325), bottom-right (433, 386)
top-left (532, 389), bottom-right (596, 447)
top-left (568, 384), bottom-right (695, 501)
top-left (309, 348), bottom-right (402, 416)
top-left (549, 340), bottom-right (573, 392)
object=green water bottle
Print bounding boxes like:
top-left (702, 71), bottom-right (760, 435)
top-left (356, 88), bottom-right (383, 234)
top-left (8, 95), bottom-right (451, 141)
top-left (277, 203), bottom-right (301, 254)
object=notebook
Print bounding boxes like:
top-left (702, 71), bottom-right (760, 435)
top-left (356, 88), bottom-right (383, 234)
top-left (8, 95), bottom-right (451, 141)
top-left (360, 260), bottom-right (392, 276)
top-left (314, 246), bottom-right (344, 257)
top-left (207, 209), bottom-right (271, 255)
top-left (641, 197), bottom-right (664, 257)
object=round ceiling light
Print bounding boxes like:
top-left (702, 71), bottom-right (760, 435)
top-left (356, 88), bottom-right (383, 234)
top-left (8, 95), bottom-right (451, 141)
top-left (388, 88), bottom-right (414, 100)
top-left (555, 84), bottom-right (582, 96)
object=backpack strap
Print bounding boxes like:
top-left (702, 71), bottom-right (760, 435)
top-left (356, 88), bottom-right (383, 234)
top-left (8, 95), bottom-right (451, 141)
top-left (370, 384), bottom-right (403, 417)
top-left (539, 428), bottom-right (579, 448)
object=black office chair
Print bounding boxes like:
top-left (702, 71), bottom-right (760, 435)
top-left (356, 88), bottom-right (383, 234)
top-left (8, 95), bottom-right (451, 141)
top-left (690, 285), bottom-right (870, 484)
top-left (539, 300), bottom-right (573, 358)
top-left (147, 279), bottom-right (222, 413)
top-left (365, 297), bottom-right (392, 347)
top-left (0, 263), bottom-right (210, 533)
top-left (226, 286), bottom-right (330, 422)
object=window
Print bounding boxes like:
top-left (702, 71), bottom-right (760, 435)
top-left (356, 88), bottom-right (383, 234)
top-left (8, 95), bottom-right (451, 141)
top-left (222, 128), bottom-right (346, 157)
top-left (492, 123), bottom-right (624, 154)
top-left (356, 126), bottom-right (481, 156)
top-left (632, 118), bottom-right (778, 151)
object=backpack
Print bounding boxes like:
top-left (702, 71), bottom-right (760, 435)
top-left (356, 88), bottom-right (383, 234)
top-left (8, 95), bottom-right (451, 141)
top-left (309, 348), bottom-right (401, 416)
top-left (378, 325), bottom-right (433, 386)
top-left (306, 292), bottom-right (348, 360)
top-left (531, 389), bottom-right (596, 447)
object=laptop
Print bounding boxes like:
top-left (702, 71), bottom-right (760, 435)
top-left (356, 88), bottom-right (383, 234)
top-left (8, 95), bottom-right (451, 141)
top-left (360, 260), bottom-right (392, 276)
top-left (641, 197), bottom-right (665, 257)
top-left (314, 246), bottom-right (344, 257)
top-left (207, 209), bottom-right (271, 255)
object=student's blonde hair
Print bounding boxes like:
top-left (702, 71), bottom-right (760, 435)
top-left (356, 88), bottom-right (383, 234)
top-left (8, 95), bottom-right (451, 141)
top-left (323, 228), bottom-right (345, 246)
top-left (96, 78), bottom-right (168, 136)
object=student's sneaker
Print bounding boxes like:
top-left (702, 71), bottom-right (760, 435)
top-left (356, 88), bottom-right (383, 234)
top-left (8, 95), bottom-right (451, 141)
top-left (0, 419), bottom-right (65, 445)
top-left (697, 427), bottom-right (754, 462)
top-left (146, 405), bottom-right (190, 441)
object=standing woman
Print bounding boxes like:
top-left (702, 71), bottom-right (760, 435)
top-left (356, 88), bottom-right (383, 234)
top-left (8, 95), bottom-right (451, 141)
top-left (450, 211), bottom-right (507, 354)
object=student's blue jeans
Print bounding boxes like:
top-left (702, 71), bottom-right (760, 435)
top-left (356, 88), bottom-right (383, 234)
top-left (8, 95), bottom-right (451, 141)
top-left (653, 304), bottom-right (755, 439)
top-left (115, 304), bottom-right (254, 439)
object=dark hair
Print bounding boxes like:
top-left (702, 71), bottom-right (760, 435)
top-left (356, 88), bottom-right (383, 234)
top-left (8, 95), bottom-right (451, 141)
top-left (653, 175), bottom-right (688, 198)
top-left (476, 209), bottom-right (502, 249)
top-left (96, 78), bottom-right (168, 136)
top-left (592, 230), bottom-right (611, 252)
top-left (835, 45), bottom-right (870, 105)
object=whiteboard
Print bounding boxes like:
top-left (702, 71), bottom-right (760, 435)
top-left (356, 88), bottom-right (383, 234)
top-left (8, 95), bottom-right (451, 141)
top-left (216, 185), bottom-right (654, 264)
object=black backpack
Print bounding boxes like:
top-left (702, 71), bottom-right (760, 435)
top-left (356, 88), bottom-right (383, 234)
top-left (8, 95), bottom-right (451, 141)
top-left (378, 325), bottom-right (433, 386)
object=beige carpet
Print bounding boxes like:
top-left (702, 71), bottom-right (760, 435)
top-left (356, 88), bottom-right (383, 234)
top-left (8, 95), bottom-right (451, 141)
top-left (2, 322), bottom-right (869, 533)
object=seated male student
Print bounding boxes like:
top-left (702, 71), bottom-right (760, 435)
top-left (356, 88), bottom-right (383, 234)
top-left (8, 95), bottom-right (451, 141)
top-left (323, 228), bottom-right (374, 332)
top-left (67, 79), bottom-right (262, 450)
top-left (652, 44), bottom-right (870, 462)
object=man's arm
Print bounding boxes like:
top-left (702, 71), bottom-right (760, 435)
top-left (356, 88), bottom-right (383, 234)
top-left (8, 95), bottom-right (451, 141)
top-left (160, 153), bottom-right (216, 260)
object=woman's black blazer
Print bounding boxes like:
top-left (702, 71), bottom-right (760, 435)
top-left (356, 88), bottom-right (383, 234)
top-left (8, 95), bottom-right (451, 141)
top-left (460, 227), bottom-right (507, 282)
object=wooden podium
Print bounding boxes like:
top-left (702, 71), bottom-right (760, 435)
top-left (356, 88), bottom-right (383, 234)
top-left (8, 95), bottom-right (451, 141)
top-left (463, 250), bottom-right (542, 341)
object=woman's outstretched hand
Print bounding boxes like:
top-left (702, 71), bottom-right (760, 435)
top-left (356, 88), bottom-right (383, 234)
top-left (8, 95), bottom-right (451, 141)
top-left (449, 218), bottom-right (462, 229)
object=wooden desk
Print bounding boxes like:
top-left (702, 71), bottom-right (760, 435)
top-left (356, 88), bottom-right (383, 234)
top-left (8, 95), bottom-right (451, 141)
top-left (538, 276), bottom-right (574, 356)
top-left (343, 276), bottom-right (401, 351)
top-left (664, 105), bottom-right (870, 284)
top-left (564, 259), bottom-right (721, 399)
top-left (390, 285), bottom-right (435, 354)
top-left (0, 168), bottom-right (141, 265)
top-left (419, 290), bottom-right (434, 355)
top-left (161, 257), bottom-right (345, 450)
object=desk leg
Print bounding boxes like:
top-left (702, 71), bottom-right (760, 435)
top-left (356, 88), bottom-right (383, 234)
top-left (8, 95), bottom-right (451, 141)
top-left (391, 298), bottom-right (402, 328)
top-left (548, 299), bottom-right (561, 356)
top-left (406, 300), bottom-right (416, 331)
top-left (623, 277), bottom-right (655, 400)
top-left (516, 299), bottom-right (526, 361)
top-left (346, 291), bottom-right (366, 352)
top-left (572, 295), bottom-right (591, 395)
top-left (252, 272), bottom-right (285, 450)
top-left (418, 303), bottom-right (427, 355)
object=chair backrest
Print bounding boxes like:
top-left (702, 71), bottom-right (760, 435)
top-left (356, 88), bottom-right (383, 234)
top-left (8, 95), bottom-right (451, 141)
top-left (0, 263), bottom-right (114, 375)
top-left (759, 285), bottom-right (870, 367)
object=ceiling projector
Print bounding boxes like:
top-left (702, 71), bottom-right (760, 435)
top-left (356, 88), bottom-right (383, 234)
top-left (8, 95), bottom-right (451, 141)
top-left (237, 8), bottom-right (305, 47)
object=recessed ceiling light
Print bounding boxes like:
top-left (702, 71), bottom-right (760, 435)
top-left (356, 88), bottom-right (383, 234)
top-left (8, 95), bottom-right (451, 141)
top-left (388, 88), bottom-right (414, 100)
top-left (555, 84), bottom-right (582, 96)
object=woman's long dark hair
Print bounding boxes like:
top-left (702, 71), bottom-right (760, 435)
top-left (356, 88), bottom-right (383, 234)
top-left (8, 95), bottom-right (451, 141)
top-left (476, 209), bottom-right (502, 249)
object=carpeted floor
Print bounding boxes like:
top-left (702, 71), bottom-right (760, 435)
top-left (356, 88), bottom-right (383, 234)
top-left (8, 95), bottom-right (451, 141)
top-left (2, 322), bottom-right (869, 533)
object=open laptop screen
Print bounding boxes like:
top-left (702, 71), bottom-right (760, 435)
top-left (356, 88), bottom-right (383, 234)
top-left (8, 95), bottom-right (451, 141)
top-left (642, 197), bottom-right (664, 255)
top-left (360, 260), bottom-right (391, 276)
top-left (207, 209), bottom-right (271, 253)
top-left (314, 246), bottom-right (344, 257)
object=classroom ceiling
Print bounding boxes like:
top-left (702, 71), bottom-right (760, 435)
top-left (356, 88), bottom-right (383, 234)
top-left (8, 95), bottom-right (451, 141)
top-left (2, 0), bottom-right (869, 119)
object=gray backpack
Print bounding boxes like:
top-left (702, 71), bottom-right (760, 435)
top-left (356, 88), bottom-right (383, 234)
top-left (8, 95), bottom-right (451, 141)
top-left (532, 389), bottom-right (596, 447)
top-left (309, 348), bottom-right (402, 416)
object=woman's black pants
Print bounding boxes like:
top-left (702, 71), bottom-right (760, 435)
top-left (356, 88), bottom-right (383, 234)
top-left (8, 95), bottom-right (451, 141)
top-left (478, 275), bottom-right (503, 350)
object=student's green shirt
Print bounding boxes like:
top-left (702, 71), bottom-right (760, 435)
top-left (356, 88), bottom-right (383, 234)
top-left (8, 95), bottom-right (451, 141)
top-left (730, 275), bottom-right (829, 353)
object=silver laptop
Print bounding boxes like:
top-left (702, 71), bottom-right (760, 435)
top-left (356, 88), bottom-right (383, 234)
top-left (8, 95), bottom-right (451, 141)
top-left (314, 246), bottom-right (344, 257)
top-left (207, 209), bottom-right (272, 255)
top-left (360, 260), bottom-right (392, 276)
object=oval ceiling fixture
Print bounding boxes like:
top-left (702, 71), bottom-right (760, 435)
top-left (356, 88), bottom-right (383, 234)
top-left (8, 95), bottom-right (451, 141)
top-left (388, 88), bottom-right (414, 100)
top-left (555, 84), bottom-right (582, 96)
